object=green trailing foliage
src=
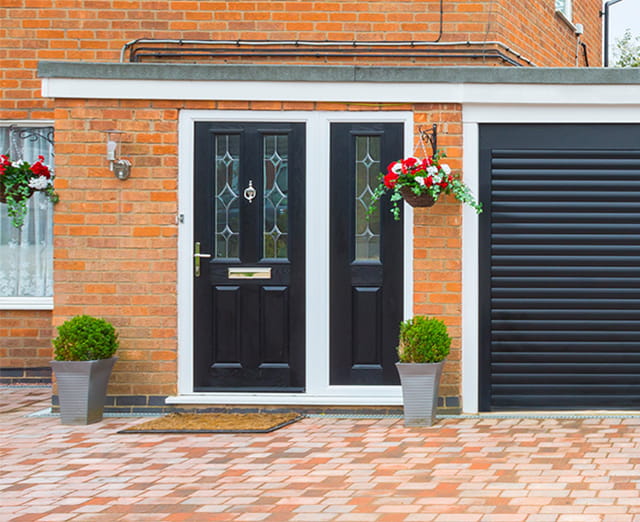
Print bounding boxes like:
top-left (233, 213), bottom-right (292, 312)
top-left (53, 315), bottom-right (119, 361)
top-left (397, 316), bottom-right (451, 363)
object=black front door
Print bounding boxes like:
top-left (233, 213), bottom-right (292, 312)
top-left (193, 122), bottom-right (305, 391)
top-left (329, 123), bottom-right (404, 385)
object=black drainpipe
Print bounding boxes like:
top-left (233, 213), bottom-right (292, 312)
top-left (601, 0), bottom-right (625, 67)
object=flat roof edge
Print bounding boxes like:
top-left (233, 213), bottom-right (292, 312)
top-left (37, 61), bottom-right (640, 84)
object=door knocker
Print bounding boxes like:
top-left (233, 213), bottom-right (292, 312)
top-left (243, 180), bottom-right (256, 203)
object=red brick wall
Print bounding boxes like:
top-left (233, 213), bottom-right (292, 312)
top-left (412, 105), bottom-right (463, 400)
top-left (0, 0), bottom-right (602, 398)
top-left (0, 310), bottom-right (53, 383)
top-left (491, 0), bottom-right (602, 67)
top-left (1, 0), bottom-right (601, 122)
top-left (52, 98), bottom-right (180, 398)
top-left (49, 98), bottom-right (466, 403)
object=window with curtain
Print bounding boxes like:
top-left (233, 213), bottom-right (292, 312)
top-left (0, 126), bottom-right (54, 299)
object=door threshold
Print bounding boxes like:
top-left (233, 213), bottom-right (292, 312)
top-left (166, 390), bottom-right (403, 407)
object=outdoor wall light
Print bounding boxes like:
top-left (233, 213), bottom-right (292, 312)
top-left (104, 129), bottom-right (131, 180)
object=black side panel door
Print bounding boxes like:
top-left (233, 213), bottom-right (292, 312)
top-left (330, 123), bottom-right (404, 385)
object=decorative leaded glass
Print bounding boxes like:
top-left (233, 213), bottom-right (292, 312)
top-left (214, 135), bottom-right (240, 259)
top-left (263, 135), bottom-right (289, 259)
top-left (355, 136), bottom-right (381, 261)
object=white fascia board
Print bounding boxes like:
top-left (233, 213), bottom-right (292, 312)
top-left (43, 77), bottom-right (640, 106)
top-left (464, 103), bottom-right (640, 124)
top-left (42, 78), bottom-right (461, 103)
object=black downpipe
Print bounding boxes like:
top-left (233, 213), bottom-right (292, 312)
top-left (581, 42), bottom-right (589, 67)
top-left (601, 0), bottom-right (625, 67)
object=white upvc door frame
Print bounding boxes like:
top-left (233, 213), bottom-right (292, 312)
top-left (171, 110), bottom-right (414, 406)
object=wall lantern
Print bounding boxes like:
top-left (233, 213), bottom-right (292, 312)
top-left (104, 129), bottom-right (131, 180)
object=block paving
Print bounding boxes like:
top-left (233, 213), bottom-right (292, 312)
top-left (3, 386), bottom-right (640, 521)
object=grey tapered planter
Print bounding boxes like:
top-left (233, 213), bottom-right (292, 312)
top-left (50, 357), bottom-right (117, 425)
top-left (396, 361), bottom-right (444, 427)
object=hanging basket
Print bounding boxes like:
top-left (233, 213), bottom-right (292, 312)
top-left (0, 184), bottom-right (34, 204)
top-left (399, 186), bottom-right (437, 208)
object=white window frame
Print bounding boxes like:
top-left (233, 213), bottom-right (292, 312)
top-left (0, 121), bottom-right (54, 310)
top-left (555, 0), bottom-right (573, 23)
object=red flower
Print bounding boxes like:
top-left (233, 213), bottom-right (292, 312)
top-left (439, 181), bottom-right (448, 189)
top-left (425, 175), bottom-right (434, 187)
top-left (387, 161), bottom-right (401, 175)
top-left (401, 157), bottom-right (420, 174)
top-left (31, 160), bottom-right (51, 179)
top-left (384, 172), bottom-right (399, 189)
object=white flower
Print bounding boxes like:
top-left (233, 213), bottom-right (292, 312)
top-left (441, 164), bottom-right (451, 175)
top-left (417, 177), bottom-right (426, 186)
top-left (28, 176), bottom-right (51, 190)
top-left (13, 160), bottom-right (26, 168)
top-left (427, 166), bottom-right (438, 175)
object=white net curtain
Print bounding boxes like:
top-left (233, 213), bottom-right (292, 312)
top-left (0, 127), bottom-right (54, 298)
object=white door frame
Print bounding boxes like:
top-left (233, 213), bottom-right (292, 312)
top-left (170, 110), bottom-right (414, 406)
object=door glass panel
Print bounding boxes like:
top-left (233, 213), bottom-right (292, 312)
top-left (214, 134), bottom-right (240, 259)
top-left (264, 135), bottom-right (289, 259)
top-left (355, 136), bottom-right (381, 261)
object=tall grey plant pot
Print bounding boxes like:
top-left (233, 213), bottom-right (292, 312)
top-left (396, 361), bottom-right (444, 427)
top-left (50, 357), bottom-right (117, 425)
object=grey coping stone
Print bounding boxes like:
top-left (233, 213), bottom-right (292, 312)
top-left (37, 61), bottom-right (640, 85)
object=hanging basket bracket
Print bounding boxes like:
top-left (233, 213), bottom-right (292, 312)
top-left (418, 124), bottom-right (438, 156)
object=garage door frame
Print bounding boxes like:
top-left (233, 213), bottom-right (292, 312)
top-left (462, 102), bottom-right (640, 414)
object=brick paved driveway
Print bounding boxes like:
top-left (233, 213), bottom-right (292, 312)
top-left (3, 386), bottom-right (640, 521)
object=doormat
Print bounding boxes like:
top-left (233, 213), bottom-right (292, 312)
top-left (118, 412), bottom-right (304, 434)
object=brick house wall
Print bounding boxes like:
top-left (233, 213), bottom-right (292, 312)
top-left (1, 0), bottom-right (602, 398)
top-left (51, 98), bottom-right (467, 406)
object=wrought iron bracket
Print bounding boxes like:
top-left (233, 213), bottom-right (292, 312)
top-left (9, 126), bottom-right (55, 148)
top-left (418, 124), bottom-right (438, 156)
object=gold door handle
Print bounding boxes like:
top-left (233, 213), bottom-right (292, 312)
top-left (194, 242), bottom-right (211, 277)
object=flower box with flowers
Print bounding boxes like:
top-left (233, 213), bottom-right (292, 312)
top-left (0, 155), bottom-right (59, 228)
top-left (369, 150), bottom-right (482, 220)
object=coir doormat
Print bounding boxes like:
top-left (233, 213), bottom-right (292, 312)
top-left (118, 411), bottom-right (304, 434)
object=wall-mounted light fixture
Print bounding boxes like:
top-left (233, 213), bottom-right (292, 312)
top-left (104, 129), bottom-right (131, 180)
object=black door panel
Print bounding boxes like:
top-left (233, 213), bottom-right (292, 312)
top-left (330, 123), bottom-right (404, 385)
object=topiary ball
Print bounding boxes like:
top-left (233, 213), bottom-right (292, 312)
top-left (53, 315), bottom-right (119, 361)
top-left (397, 316), bottom-right (451, 363)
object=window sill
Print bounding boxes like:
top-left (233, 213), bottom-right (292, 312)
top-left (0, 297), bottom-right (54, 310)
top-left (555, 10), bottom-right (578, 34)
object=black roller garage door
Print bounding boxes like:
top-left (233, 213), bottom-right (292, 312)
top-left (479, 124), bottom-right (640, 411)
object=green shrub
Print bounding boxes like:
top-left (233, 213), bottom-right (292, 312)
top-left (397, 316), bottom-right (451, 363)
top-left (52, 315), bottom-right (119, 361)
